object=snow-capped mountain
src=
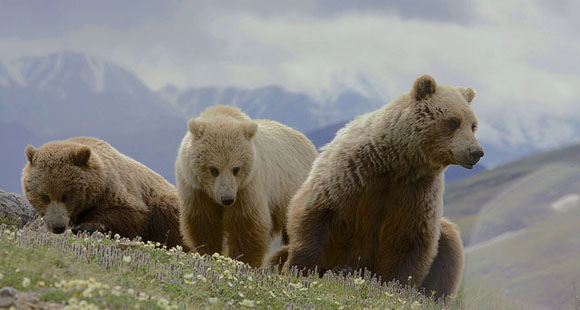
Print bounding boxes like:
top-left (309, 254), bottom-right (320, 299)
top-left (0, 51), bottom-right (184, 137)
top-left (0, 51), bottom-right (146, 94)
top-left (0, 51), bottom-right (384, 192)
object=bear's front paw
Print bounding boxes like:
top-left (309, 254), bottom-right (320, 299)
top-left (71, 223), bottom-right (102, 235)
top-left (330, 265), bottom-right (355, 276)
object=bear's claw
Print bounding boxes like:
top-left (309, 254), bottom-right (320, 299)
top-left (71, 223), bottom-right (101, 235)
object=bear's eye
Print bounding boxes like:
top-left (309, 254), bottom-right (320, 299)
top-left (448, 119), bottom-right (460, 131)
top-left (233, 167), bottom-right (240, 176)
top-left (41, 194), bottom-right (50, 204)
top-left (61, 194), bottom-right (68, 202)
top-left (471, 123), bottom-right (477, 132)
top-left (209, 167), bottom-right (219, 177)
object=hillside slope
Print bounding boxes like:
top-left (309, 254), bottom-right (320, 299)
top-left (444, 143), bottom-right (580, 309)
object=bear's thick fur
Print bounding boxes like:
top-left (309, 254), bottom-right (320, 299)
top-left (22, 137), bottom-right (187, 249)
top-left (176, 106), bottom-right (318, 267)
top-left (272, 75), bottom-right (483, 297)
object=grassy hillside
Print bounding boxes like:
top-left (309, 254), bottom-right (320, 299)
top-left (444, 143), bottom-right (580, 309)
top-left (0, 220), bottom-right (473, 310)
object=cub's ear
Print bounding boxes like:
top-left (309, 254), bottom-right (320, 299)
top-left (412, 75), bottom-right (437, 101)
top-left (460, 87), bottom-right (476, 104)
top-left (242, 122), bottom-right (258, 140)
top-left (25, 145), bottom-right (37, 165)
top-left (188, 119), bottom-right (206, 139)
top-left (72, 147), bottom-right (91, 167)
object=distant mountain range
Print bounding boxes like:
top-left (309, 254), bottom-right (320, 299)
top-left (0, 51), bottom-right (384, 192)
top-left (0, 50), bottom-right (560, 193)
top-left (0, 51), bottom-right (181, 137)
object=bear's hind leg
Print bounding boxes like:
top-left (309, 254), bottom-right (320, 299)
top-left (268, 245), bottom-right (289, 267)
top-left (420, 217), bottom-right (464, 299)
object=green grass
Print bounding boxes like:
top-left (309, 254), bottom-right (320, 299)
top-left (0, 221), bottom-right (474, 309)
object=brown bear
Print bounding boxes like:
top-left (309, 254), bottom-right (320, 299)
top-left (271, 75), bottom-right (483, 298)
top-left (176, 106), bottom-right (318, 267)
top-left (21, 137), bottom-right (188, 250)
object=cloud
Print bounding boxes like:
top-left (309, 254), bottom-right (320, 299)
top-left (0, 0), bottom-right (579, 152)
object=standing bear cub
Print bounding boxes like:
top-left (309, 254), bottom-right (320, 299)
top-left (272, 75), bottom-right (483, 298)
top-left (176, 106), bottom-right (318, 267)
top-left (22, 137), bottom-right (187, 249)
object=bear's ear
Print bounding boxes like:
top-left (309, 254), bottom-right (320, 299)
top-left (25, 145), bottom-right (37, 165)
top-left (460, 87), bottom-right (476, 104)
top-left (242, 122), bottom-right (258, 140)
top-left (188, 119), bottom-right (206, 139)
top-left (412, 75), bottom-right (437, 101)
top-left (72, 147), bottom-right (91, 167)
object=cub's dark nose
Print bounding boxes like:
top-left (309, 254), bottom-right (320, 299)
top-left (469, 147), bottom-right (484, 163)
top-left (52, 225), bottom-right (66, 234)
top-left (221, 196), bottom-right (235, 206)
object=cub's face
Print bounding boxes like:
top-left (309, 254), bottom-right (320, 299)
top-left (410, 76), bottom-right (484, 170)
top-left (187, 119), bottom-right (257, 207)
top-left (21, 143), bottom-right (99, 234)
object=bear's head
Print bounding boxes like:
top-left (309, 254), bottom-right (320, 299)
top-left (408, 75), bottom-right (483, 170)
top-left (186, 118), bottom-right (257, 207)
top-left (21, 142), bottom-right (103, 234)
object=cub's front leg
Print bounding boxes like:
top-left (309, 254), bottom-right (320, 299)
top-left (225, 194), bottom-right (272, 267)
top-left (180, 193), bottom-right (224, 255)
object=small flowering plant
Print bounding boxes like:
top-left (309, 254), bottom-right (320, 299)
top-left (0, 221), bottom-right (462, 310)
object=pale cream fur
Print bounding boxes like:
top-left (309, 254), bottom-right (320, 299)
top-left (176, 106), bottom-right (318, 267)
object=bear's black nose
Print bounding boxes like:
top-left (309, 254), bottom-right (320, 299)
top-left (52, 225), bottom-right (66, 234)
top-left (469, 149), bottom-right (484, 162)
top-left (221, 196), bottom-right (235, 206)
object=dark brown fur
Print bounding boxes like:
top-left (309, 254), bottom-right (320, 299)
top-left (22, 137), bottom-right (188, 250)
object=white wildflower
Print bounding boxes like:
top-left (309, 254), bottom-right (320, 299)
top-left (208, 297), bottom-right (219, 304)
top-left (183, 273), bottom-right (193, 279)
top-left (289, 282), bottom-right (303, 289)
top-left (240, 299), bottom-right (255, 307)
top-left (157, 298), bottom-right (168, 307)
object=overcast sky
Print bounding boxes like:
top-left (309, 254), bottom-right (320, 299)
top-left (1, 0), bottom-right (579, 150)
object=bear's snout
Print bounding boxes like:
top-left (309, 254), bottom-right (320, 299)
top-left (221, 196), bottom-right (235, 206)
top-left (52, 225), bottom-right (66, 234)
top-left (468, 145), bottom-right (484, 164)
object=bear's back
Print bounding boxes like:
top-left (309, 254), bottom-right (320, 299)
top-left (66, 137), bottom-right (177, 199)
top-left (251, 119), bottom-right (318, 204)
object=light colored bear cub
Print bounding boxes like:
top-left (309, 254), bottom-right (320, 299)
top-left (176, 106), bottom-right (318, 267)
